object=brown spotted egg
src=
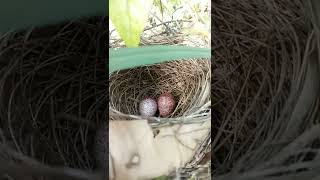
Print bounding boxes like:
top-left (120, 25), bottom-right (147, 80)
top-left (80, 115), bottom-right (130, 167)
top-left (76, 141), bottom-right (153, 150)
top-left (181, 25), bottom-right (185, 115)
top-left (157, 92), bottom-right (176, 117)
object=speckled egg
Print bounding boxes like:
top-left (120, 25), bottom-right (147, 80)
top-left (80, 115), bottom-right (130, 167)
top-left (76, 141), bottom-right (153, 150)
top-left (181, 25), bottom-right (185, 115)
top-left (158, 92), bottom-right (176, 117)
top-left (139, 97), bottom-right (157, 117)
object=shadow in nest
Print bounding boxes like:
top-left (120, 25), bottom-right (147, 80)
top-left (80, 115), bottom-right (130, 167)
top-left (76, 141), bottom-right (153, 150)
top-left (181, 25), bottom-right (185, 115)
top-left (212, 0), bottom-right (311, 175)
top-left (0, 16), bottom-right (107, 179)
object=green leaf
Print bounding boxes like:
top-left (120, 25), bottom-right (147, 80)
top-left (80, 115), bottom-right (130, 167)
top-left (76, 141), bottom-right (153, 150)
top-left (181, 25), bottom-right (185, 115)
top-left (109, 45), bottom-right (211, 73)
top-left (109, 0), bottom-right (152, 47)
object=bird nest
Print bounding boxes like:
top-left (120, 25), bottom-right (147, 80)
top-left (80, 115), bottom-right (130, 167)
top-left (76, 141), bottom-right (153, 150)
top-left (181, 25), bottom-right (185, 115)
top-left (213, 0), bottom-right (320, 179)
top-left (0, 17), bottom-right (107, 179)
top-left (109, 28), bottom-right (211, 178)
top-left (109, 59), bottom-right (211, 125)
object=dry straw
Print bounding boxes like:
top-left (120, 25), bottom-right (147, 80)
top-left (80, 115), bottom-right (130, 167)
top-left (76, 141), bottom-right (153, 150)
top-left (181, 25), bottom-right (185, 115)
top-left (213, 0), bottom-right (320, 179)
top-left (109, 58), bottom-right (210, 126)
top-left (0, 17), bottom-right (107, 179)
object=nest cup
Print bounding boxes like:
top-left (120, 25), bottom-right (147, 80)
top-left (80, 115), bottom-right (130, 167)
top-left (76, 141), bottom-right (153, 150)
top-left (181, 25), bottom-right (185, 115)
top-left (108, 58), bottom-right (211, 178)
top-left (109, 59), bottom-right (211, 121)
top-left (109, 16), bottom-right (211, 178)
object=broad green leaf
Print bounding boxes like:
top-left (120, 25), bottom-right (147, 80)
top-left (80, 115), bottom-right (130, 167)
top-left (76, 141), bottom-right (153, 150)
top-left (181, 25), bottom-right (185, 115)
top-left (109, 45), bottom-right (210, 72)
top-left (110, 0), bottom-right (152, 47)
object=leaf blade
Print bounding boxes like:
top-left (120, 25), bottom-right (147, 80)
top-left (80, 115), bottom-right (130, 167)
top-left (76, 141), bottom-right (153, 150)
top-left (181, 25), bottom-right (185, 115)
top-left (109, 45), bottom-right (211, 72)
top-left (109, 0), bottom-right (152, 47)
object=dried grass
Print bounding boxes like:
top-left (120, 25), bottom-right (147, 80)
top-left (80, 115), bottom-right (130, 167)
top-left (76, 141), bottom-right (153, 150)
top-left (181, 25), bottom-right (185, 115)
top-left (0, 17), bottom-right (107, 179)
top-left (213, 0), bottom-right (320, 179)
top-left (109, 59), bottom-right (210, 124)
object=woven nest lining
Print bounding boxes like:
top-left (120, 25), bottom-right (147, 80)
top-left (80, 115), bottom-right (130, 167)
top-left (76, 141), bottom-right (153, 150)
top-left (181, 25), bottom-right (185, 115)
top-left (212, 1), bottom-right (320, 179)
top-left (109, 58), bottom-right (211, 178)
top-left (0, 17), bottom-right (106, 176)
top-left (109, 58), bottom-right (211, 125)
